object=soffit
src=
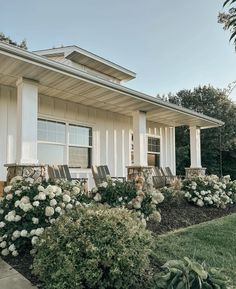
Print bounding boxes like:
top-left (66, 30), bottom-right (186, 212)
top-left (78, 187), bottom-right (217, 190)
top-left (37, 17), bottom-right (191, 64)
top-left (0, 49), bottom-right (223, 129)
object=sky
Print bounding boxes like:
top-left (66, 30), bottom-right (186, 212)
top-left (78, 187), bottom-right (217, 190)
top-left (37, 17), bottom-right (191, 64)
top-left (1, 0), bottom-right (236, 100)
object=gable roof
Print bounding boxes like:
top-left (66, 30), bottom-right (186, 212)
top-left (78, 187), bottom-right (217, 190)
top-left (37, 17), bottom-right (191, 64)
top-left (34, 46), bottom-right (136, 82)
top-left (0, 41), bottom-right (224, 129)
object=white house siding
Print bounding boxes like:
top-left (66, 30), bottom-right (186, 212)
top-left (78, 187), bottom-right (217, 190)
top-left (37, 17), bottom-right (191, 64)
top-left (0, 84), bottom-right (176, 184)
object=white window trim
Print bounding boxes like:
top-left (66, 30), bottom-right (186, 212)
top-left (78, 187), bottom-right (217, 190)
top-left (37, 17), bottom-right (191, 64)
top-left (37, 116), bottom-right (93, 168)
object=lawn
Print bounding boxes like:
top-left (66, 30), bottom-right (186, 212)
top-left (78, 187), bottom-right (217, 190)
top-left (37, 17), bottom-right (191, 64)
top-left (153, 213), bottom-right (236, 286)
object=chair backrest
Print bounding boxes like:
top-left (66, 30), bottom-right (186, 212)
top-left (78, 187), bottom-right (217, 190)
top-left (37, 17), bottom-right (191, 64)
top-left (152, 167), bottom-right (163, 177)
top-left (48, 165), bottom-right (72, 180)
top-left (165, 166), bottom-right (174, 177)
top-left (92, 165), bottom-right (111, 186)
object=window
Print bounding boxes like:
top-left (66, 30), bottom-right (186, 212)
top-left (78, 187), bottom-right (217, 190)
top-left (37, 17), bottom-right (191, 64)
top-left (37, 119), bottom-right (92, 168)
top-left (130, 134), bottom-right (160, 166)
top-left (68, 124), bottom-right (92, 168)
top-left (147, 137), bottom-right (160, 167)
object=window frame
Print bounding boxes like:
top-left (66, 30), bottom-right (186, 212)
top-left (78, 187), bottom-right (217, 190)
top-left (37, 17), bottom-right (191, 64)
top-left (129, 132), bottom-right (161, 166)
top-left (37, 117), bottom-right (93, 168)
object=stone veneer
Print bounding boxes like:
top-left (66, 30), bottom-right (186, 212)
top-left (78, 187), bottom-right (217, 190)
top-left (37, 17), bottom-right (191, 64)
top-left (185, 167), bottom-right (206, 178)
top-left (126, 166), bottom-right (154, 192)
top-left (4, 164), bottom-right (47, 184)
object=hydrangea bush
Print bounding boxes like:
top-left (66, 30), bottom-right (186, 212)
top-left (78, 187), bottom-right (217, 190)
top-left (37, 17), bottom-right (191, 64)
top-left (91, 176), bottom-right (164, 225)
top-left (0, 176), bottom-right (90, 257)
top-left (182, 175), bottom-right (236, 208)
top-left (33, 206), bottom-right (154, 289)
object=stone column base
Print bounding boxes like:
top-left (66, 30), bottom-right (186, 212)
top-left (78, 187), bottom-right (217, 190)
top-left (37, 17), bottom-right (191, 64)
top-left (4, 163), bottom-right (47, 184)
top-left (126, 166), bottom-right (153, 192)
top-left (185, 167), bottom-right (206, 178)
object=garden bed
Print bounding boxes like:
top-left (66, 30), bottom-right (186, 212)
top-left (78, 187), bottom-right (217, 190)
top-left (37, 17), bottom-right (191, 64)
top-left (3, 201), bottom-right (236, 288)
top-left (148, 200), bottom-right (236, 234)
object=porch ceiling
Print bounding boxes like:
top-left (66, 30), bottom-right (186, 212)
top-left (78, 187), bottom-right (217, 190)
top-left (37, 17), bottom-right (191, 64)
top-left (0, 42), bottom-right (224, 129)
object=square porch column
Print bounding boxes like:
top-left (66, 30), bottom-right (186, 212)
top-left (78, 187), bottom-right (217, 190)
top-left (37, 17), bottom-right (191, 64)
top-left (16, 77), bottom-right (38, 164)
top-left (186, 126), bottom-right (206, 177)
top-left (132, 111), bottom-right (147, 166)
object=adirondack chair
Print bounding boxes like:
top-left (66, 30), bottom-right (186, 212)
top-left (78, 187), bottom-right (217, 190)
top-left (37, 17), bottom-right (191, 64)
top-left (92, 165), bottom-right (126, 186)
top-left (152, 167), bottom-right (166, 188)
top-left (48, 165), bottom-right (87, 183)
top-left (160, 166), bottom-right (184, 185)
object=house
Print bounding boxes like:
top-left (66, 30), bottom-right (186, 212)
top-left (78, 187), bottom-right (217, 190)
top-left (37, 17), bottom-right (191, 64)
top-left (0, 42), bottom-right (224, 188)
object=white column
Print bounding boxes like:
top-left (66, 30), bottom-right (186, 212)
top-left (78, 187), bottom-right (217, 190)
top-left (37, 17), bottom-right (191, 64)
top-left (16, 78), bottom-right (38, 164)
top-left (190, 126), bottom-right (201, 168)
top-left (133, 111), bottom-right (147, 166)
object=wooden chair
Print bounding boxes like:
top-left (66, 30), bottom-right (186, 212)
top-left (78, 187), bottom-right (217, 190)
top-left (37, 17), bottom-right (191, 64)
top-left (152, 167), bottom-right (166, 188)
top-left (0, 181), bottom-right (6, 197)
top-left (48, 165), bottom-right (87, 183)
top-left (92, 165), bottom-right (126, 186)
top-left (161, 166), bottom-right (185, 185)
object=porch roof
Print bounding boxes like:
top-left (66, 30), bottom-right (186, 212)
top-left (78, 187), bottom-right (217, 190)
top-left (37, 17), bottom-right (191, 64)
top-left (0, 42), bottom-right (224, 129)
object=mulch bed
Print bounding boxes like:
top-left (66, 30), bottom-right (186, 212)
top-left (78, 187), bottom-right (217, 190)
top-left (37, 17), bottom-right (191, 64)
top-left (148, 200), bottom-right (236, 234)
top-left (2, 202), bottom-right (236, 288)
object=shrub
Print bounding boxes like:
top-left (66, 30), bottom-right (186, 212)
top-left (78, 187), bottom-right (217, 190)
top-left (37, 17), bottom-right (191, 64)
top-left (0, 176), bottom-right (90, 257)
top-left (91, 177), bottom-right (164, 224)
top-left (160, 186), bottom-right (185, 205)
top-left (154, 257), bottom-right (231, 289)
top-left (33, 206), bottom-right (154, 289)
top-left (182, 175), bottom-right (236, 208)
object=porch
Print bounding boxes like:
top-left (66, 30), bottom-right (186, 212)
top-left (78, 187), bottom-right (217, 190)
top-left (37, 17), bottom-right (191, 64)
top-left (0, 42), bottom-right (224, 188)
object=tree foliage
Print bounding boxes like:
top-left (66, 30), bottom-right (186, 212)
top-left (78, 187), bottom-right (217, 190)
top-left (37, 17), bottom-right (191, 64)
top-left (0, 32), bottom-right (27, 49)
top-left (164, 86), bottom-right (236, 179)
top-left (218, 0), bottom-right (236, 50)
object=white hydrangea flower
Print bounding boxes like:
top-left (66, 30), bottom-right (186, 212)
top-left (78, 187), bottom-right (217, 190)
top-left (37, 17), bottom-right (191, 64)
top-left (66, 204), bottom-right (73, 210)
top-left (0, 221), bottom-right (5, 228)
top-left (20, 230), bottom-right (28, 237)
top-left (32, 217), bottom-right (39, 225)
top-left (99, 182), bottom-right (108, 188)
top-left (4, 186), bottom-right (12, 193)
top-left (37, 185), bottom-right (44, 192)
top-left (50, 218), bottom-right (56, 224)
top-left (38, 192), bottom-right (46, 200)
top-left (35, 228), bottom-right (44, 236)
top-left (50, 199), bottom-right (57, 207)
top-left (33, 201), bottom-right (40, 207)
top-left (14, 215), bottom-right (21, 222)
top-left (20, 196), bottom-right (30, 204)
top-left (30, 229), bottom-right (36, 236)
top-left (0, 241), bottom-right (7, 248)
top-left (13, 230), bottom-right (21, 239)
top-left (63, 194), bottom-right (71, 203)
top-left (49, 192), bottom-right (55, 199)
top-left (73, 186), bottom-right (80, 195)
top-left (14, 200), bottom-right (21, 207)
top-left (8, 244), bottom-right (16, 252)
top-left (55, 187), bottom-right (62, 196)
top-left (1, 248), bottom-right (9, 256)
top-left (6, 193), bottom-right (13, 200)
top-left (0, 209), bottom-right (3, 214)
top-left (31, 236), bottom-right (39, 245)
top-left (15, 190), bottom-right (22, 196)
top-left (12, 250), bottom-right (18, 257)
top-left (45, 206), bottom-right (54, 217)
top-left (55, 207), bottom-right (62, 214)
top-left (94, 193), bottom-right (102, 202)
top-left (196, 199), bottom-right (204, 207)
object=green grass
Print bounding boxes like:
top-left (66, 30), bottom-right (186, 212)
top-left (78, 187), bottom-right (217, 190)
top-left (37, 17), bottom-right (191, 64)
top-left (153, 213), bottom-right (236, 285)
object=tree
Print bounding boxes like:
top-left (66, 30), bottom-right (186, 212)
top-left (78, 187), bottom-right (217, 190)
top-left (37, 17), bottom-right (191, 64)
top-left (218, 0), bottom-right (236, 50)
top-left (0, 32), bottom-right (27, 50)
top-left (165, 86), bottom-right (236, 179)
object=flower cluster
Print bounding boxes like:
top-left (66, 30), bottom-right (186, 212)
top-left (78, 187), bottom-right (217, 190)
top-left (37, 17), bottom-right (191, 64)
top-left (91, 177), bottom-right (164, 225)
top-left (182, 175), bottom-right (236, 208)
top-left (0, 176), bottom-right (90, 257)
